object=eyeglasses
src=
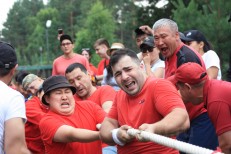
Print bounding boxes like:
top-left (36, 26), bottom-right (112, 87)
top-left (141, 46), bottom-right (154, 53)
top-left (61, 42), bottom-right (72, 47)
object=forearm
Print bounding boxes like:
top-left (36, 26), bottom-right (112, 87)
top-left (144, 63), bottom-right (152, 77)
top-left (5, 145), bottom-right (31, 154)
top-left (54, 125), bottom-right (100, 143)
top-left (99, 118), bottom-right (118, 145)
top-left (218, 131), bottom-right (231, 153)
top-left (102, 101), bottom-right (113, 113)
top-left (152, 108), bottom-right (189, 136)
top-left (70, 129), bottom-right (100, 142)
top-left (5, 118), bottom-right (31, 154)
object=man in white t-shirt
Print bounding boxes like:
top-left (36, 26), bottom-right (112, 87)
top-left (0, 41), bottom-right (30, 154)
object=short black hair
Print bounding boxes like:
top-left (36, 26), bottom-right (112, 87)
top-left (134, 28), bottom-right (146, 37)
top-left (60, 34), bottom-right (73, 44)
top-left (109, 48), bottom-right (140, 68)
top-left (14, 70), bottom-right (29, 85)
top-left (65, 63), bottom-right (87, 74)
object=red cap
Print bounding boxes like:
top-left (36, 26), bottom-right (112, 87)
top-left (170, 62), bottom-right (207, 85)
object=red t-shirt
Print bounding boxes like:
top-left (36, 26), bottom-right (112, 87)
top-left (108, 77), bottom-right (185, 154)
top-left (39, 100), bottom-right (106, 154)
top-left (165, 43), bottom-right (207, 120)
top-left (97, 59), bottom-right (110, 75)
top-left (89, 63), bottom-right (98, 75)
top-left (203, 80), bottom-right (231, 136)
top-left (74, 85), bottom-right (116, 107)
top-left (25, 96), bottom-right (49, 154)
top-left (52, 53), bottom-right (90, 76)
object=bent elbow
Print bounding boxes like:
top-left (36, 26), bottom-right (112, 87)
top-left (179, 112), bottom-right (190, 133)
top-left (183, 117), bottom-right (190, 131)
top-left (220, 143), bottom-right (231, 154)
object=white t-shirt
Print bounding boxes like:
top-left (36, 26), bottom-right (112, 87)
top-left (202, 50), bottom-right (222, 80)
top-left (151, 59), bottom-right (165, 72)
top-left (101, 68), bottom-right (120, 91)
top-left (0, 81), bottom-right (26, 153)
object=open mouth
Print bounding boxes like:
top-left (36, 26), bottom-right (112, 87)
top-left (160, 47), bottom-right (168, 54)
top-left (125, 81), bottom-right (135, 89)
top-left (61, 102), bottom-right (70, 108)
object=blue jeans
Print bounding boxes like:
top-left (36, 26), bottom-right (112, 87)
top-left (102, 146), bottom-right (117, 154)
top-left (177, 112), bottom-right (218, 154)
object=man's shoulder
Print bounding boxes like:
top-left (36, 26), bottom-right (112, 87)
top-left (176, 45), bottom-right (203, 68)
top-left (74, 53), bottom-right (87, 60)
top-left (97, 85), bottom-right (114, 91)
top-left (0, 82), bottom-right (23, 100)
top-left (98, 59), bottom-right (105, 64)
top-left (144, 77), bottom-right (171, 89)
top-left (53, 55), bottom-right (64, 64)
top-left (76, 100), bottom-right (99, 108)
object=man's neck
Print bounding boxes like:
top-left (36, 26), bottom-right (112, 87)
top-left (64, 51), bottom-right (75, 59)
top-left (0, 75), bottom-right (12, 85)
top-left (81, 86), bottom-right (97, 100)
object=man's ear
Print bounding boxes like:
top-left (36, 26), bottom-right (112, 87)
top-left (199, 41), bottom-right (204, 50)
top-left (140, 62), bottom-right (145, 69)
top-left (184, 83), bottom-right (192, 91)
top-left (10, 64), bottom-right (18, 76)
top-left (44, 95), bottom-right (50, 105)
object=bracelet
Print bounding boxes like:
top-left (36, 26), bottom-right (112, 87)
top-left (111, 128), bottom-right (125, 146)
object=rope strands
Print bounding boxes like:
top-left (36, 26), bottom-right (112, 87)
top-left (127, 128), bottom-right (223, 154)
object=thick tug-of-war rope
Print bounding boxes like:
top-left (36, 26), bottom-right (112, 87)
top-left (127, 128), bottom-right (223, 154)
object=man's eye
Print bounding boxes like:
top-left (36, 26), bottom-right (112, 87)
top-left (114, 73), bottom-right (121, 77)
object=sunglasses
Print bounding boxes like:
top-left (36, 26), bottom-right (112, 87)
top-left (82, 48), bottom-right (90, 51)
top-left (141, 46), bottom-right (154, 53)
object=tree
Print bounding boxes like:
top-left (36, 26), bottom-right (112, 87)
top-left (2, 0), bottom-right (44, 65)
top-left (172, 0), bottom-right (231, 80)
top-left (75, 1), bottom-right (116, 66)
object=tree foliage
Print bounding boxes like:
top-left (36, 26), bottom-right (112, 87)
top-left (75, 1), bottom-right (116, 66)
top-left (1, 0), bottom-right (230, 79)
top-left (172, 0), bottom-right (231, 79)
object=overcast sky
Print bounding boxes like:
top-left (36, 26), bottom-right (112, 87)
top-left (0, 0), bottom-right (15, 30)
top-left (0, 0), bottom-right (49, 31)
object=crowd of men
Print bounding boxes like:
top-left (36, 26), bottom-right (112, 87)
top-left (0, 18), bottom-right (231, 154)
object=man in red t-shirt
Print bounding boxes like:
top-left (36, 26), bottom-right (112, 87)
top-left (153, 18), bottom-right (218, 151)
top-left (39, 75), bottom-right (106, 154)
top-left (25, 96), bottom-right (48, 154)
top-left (171, 62), bottom-right (231, 153)
top-left (65, 62), bottom-right (117, 153)
top-left (65, 62), bottom-right (116, 113)
top-left (93, 38), bottom-right (110, 84)
top-left (52, 34), bottom-right (90, 76)
top-left (100, 49), bottom-right (190, 154)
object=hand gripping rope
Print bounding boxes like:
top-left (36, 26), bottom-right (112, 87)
top-left (127, 128), bottom-right (223, 154)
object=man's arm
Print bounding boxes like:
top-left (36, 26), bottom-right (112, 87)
top-left (218, 130), bottom-right (231, 154)
top-left (99, 117), bottom-right (135, 145)
top-left (102, 101), bottom-right (113, 113)
top-left (207, 66), bottom-right (219, 79)
top-left (53, 125), bottom-right (100, 143)
top-left (139, 108), bottom-right (189, 137)
top-left (139, 25), bottom-right (153, 35)
top-left (99, 117), bottom-right (118, 145)
top-left (4, 118), bottom-right (31, 154)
